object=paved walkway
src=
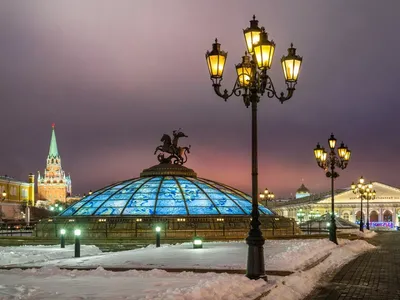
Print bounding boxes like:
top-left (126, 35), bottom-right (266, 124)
top-left (305, 232), bottom-right (400, 300)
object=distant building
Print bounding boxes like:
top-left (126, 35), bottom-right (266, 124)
top-left (295, 183), bottom-right (311, 199)
top-left (274, 182), bottom-right (400, 229)
top-left (37, 124), bottom-right (72, 204)
top-left (0, 174), bottom-right (35, 221)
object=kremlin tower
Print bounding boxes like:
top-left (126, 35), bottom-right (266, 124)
top-left (37, 124), bottom-right (72, 204)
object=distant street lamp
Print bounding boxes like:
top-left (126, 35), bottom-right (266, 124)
top-left (296, 209), bottom-right (306, 223)
top-left (259, 188), bottom-right (275, 208)
top-left (351, 177), bottom-right (376, 231)
top-left (155, 226), bottom-right (161, 247)
top-left (205, 15), bottom-right (302, 281)
top-left (74, 229), bottom-right (81, 257)
top-left (314, 134), bottom-right (351, 244)
top-left (88, 190), bottom-right (93, 195)
top-left (60, 229), bottom-right (66, 248)
top-left (2, 191), bottom-right (6, 201)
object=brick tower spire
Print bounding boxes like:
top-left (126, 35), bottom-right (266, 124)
top-left (37, 124), bottom-right (72, 204)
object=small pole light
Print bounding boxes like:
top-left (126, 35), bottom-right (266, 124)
top-left (155, 226), bottom-right (161, 247)
top-left (60, 229), bottom-right (66, 248)
top-left (74, 229), bottom-right (81, 257)
top-left (193, 237), bottom-right (203, 249)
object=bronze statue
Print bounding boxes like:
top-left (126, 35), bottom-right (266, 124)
top-left (154, 129), bottom-right (191, 164)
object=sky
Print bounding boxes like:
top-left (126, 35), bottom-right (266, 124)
top-left (1, 0), bottom-right (400, 197)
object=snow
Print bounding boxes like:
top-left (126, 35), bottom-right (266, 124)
top-left (0, 238), bottom-right (376, 299)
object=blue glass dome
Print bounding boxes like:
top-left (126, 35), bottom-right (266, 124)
top-left (61, 175), bottom-right (273, 217)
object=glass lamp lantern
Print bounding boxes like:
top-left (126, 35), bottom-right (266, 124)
top-left (243, 15), bottom-right (262, 54)
top-left (235, 53), bottom-right (253, 87)
top-left (253, 29), bottom-right (275, 70)
top-left (206, 39), bottom-right (228, 80)
top-left (328, 134), bottom-right (337, 150)
top-left (281, 44), bottom-right (303, 82)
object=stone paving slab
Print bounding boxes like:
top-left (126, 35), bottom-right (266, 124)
top-left (305, 232), bottom-right (400, 300)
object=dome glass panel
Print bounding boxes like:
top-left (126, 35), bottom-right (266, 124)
top-left (60, 176), bottom-right (273, 217)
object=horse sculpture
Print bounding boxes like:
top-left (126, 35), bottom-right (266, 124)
top-left (154, 130), bottom-right (191, 164)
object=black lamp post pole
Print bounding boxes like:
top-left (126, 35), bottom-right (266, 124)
top-left (329, 161), bottom-right (337, 244)
top-left (246, 92), bottom-right (266, 280)
top-left (366, 196), bottom-right (370, 230)
top-left (359, 195), bottom-right (364, 232)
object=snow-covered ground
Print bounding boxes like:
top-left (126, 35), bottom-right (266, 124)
top-left (0, 238), bottom-right (376, 300)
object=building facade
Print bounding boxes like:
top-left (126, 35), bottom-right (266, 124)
top-left (37, 124), bottom-right (72, 204)
top-left (274, 182), bottom-right (400, 229)
top-left (0, 174), bottom-right (35, 205)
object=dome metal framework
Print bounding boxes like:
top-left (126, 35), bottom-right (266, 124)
top-left (61, 175), bottom-right (273, 217)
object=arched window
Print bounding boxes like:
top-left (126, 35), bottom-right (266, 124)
top-left (370, 211), bottom-right (379, 222)
top-left (383, 210), bottom-right (392, 222)
top-left (356, 211), bottom-right (365, 221)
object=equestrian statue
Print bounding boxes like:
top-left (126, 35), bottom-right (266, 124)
top-left (154, 129), bottom-right (191, 164)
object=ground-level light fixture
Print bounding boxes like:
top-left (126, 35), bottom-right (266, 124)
top-left (193, 237), bottom-right (203, 249)
top-left (155, 226), bottom-right (161, 248)
top-left (60, 229), bottom-right (66, 248)
top-left (74, 229), bottom-right (81, 257)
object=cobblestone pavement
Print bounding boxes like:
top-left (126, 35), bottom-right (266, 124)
top-left (305, 232), bottom-right (400, 300)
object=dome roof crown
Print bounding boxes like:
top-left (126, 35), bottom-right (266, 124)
top-left (296, 183), bottom-right (310, 194)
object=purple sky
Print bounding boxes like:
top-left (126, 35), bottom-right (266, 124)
top-left (1, 1), bottom-right (400, 197)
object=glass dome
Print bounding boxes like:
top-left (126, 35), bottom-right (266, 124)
top-left (61, 176), bottom-right (273, 217)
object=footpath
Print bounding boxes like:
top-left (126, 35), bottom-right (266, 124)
top-left (305, 231), bottom-right (400, 300)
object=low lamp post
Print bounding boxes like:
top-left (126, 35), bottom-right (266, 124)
top-left (314, 134), bottom-right (351, 244)
top-left (296, 209), bottom-right (305, 223)
top-left (193, 237), bottom-right (203, 249)
top-left (351, 177), bottom-right (376, 231)
top-left (155, 226), bottom-right (161, 248)
top-left (1, 191), bottom-right (6, 201)
top-left (74, 229), bottom-right (81, 257)
top-left (205, 15), bottom-right (302, 281)
top-left (259, 188), bottom-right (275, 208)
top-left (60, 229), bottom-right (66, 248)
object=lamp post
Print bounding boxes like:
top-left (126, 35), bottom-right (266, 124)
top-left (2, 191), bottom-right (6, 201)
top-left (155, 226), bottom-right (161, 247)
top-left (60, 229), bottom-right (66, 248)
top-left (205, 15), bottom-right (302, 281)
top-left (259, 188), bottom-right (275, 208)
top-left (314, 134), bottom-right (351, 244)
top-left (74, 229), bottom-right (81, 257)
top-left (351, 177), bottom-right (376, 231)
top-left (296, 209), bottom-right (305, 223)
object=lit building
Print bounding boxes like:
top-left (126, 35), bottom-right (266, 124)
top-left (0, 174), bottom-right (35, 205)
top-left (274, 182), bottom-right (400, 229)
top-left (295, 183), bottom-right (310, 199)
top-left (37, 124), bottom-right (72, 205)
top-left (0, 174), bottom-right (35, 220)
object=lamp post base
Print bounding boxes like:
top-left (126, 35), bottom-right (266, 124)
top-left (246, 232), bottom-right (267, 281)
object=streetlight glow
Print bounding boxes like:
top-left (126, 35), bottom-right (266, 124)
top-left (74, 229), bottom-right (81, 236)
top-left (60, 229), bottom-right (66, 235)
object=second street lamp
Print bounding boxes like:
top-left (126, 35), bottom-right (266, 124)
top-left (259, 188), bottom-right (275, 208)
top-left (314, 134), bottom-right (351, 244)
top-left (206, 15), bottom-right (302, 281)
top-left (351, 177), bottom-right (376, 231)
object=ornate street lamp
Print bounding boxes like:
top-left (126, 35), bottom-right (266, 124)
top-left (206, 15), bottom-right (303, 280)
top-left (313, 134), bottom-right (351, 244)
top-left (259, 188), bottom-right (275, 208)
top-left (296, 209), bottom-right (305, 223)
top-left (1, 191), bottom-right (6, 201)
top-left (351, 177), bottom-right (376, 230)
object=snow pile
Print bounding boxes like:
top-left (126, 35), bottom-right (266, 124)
top-left (0, 245), bottom-right (102, 266)
top-left (354, 229), bottom-right (378, 238)
top-left (264, 239), bottom-right (376, 300)
top-left (0, 267), bottom-right (270, 300)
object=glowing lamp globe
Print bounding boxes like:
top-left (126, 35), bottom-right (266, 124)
top-left (281, 44), bottom-right (302, 82)
top-left (205, 39), bottom-right (227, 80)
